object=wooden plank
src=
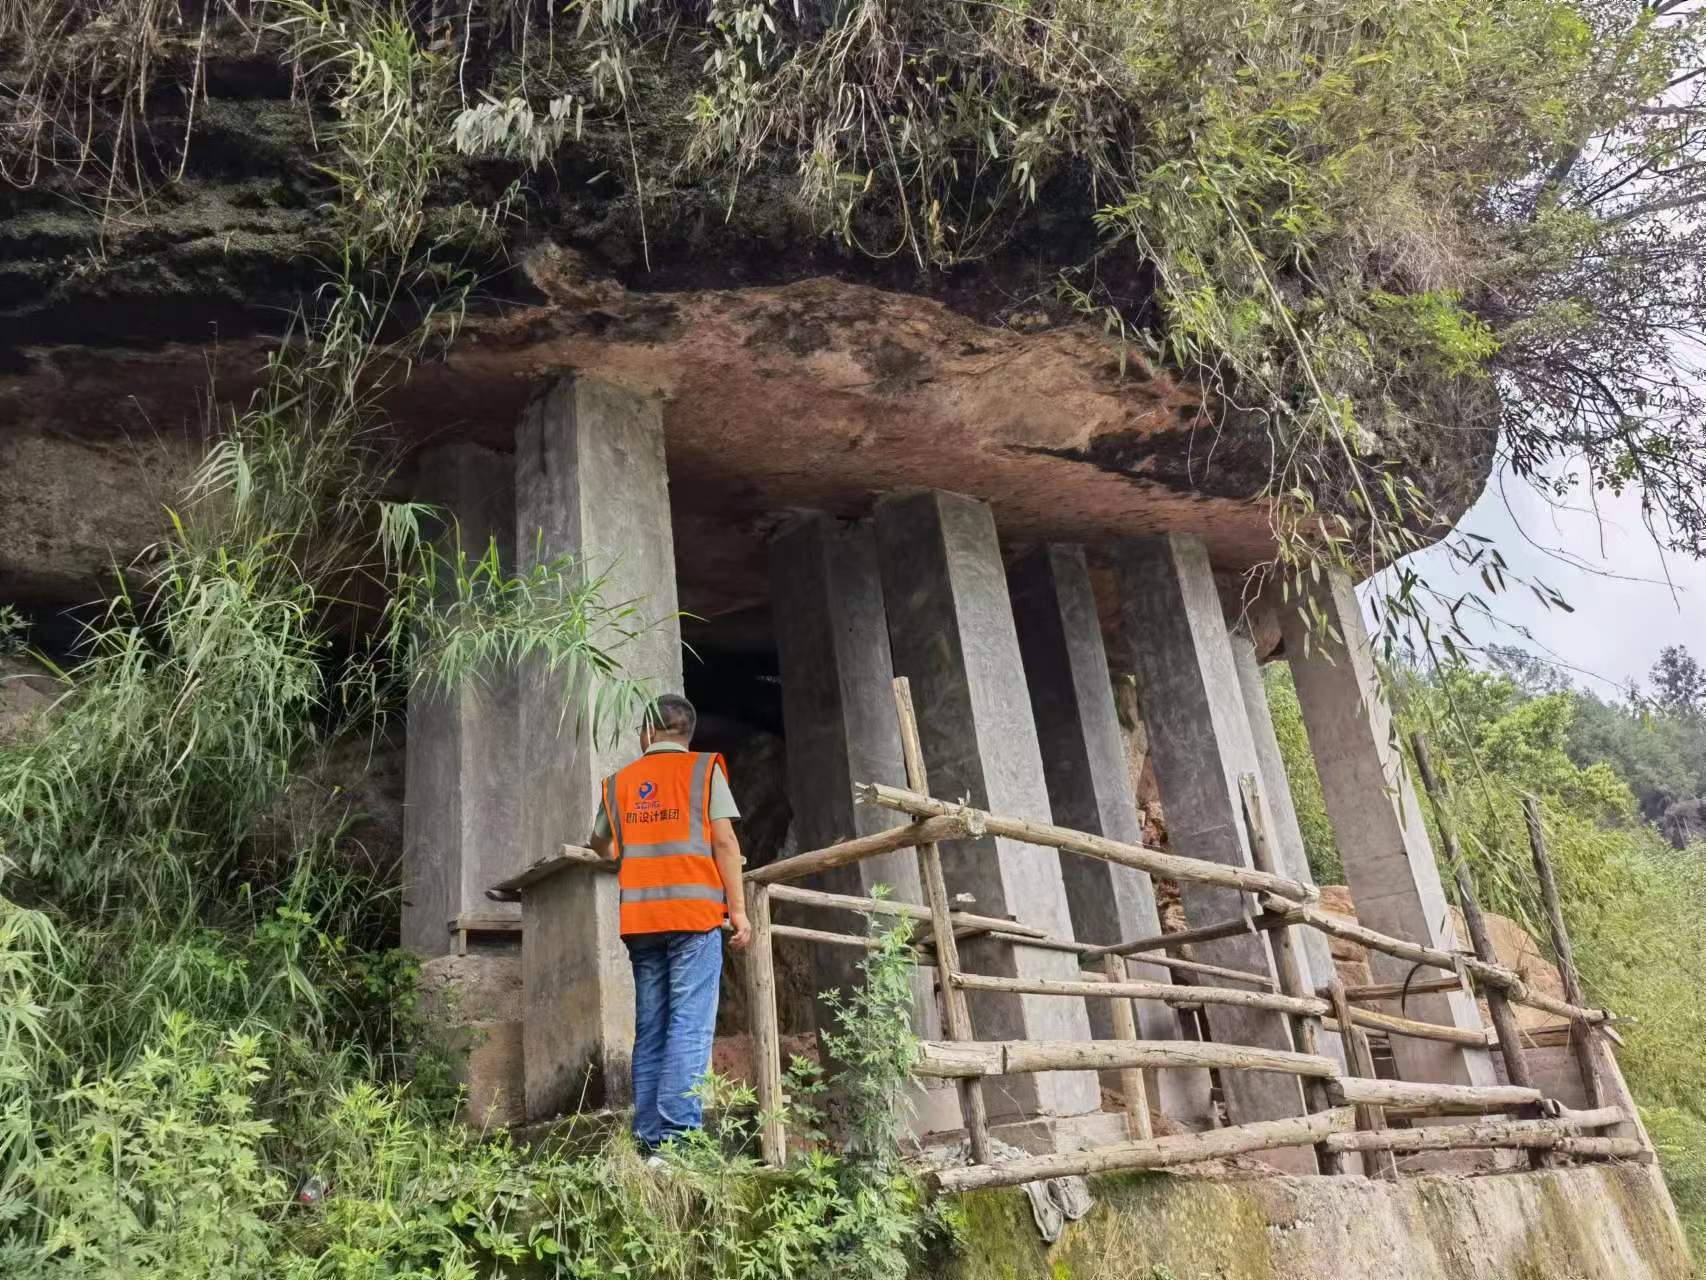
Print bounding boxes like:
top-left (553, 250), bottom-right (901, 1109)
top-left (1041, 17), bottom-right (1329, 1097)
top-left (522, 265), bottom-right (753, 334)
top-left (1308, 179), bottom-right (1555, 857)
top-left (892, 678), bottom-right (991, 1165)
top-left (1328, 1076), bottom-right (1544, 1115)
top-left (857, 782), bottom-right (1319, 903)
top-left (745, 815), bottom-right (969, 886)
top-left (448, 914), bottom-right (524, 932)
top-left (915, 1038), bottom-right (1341, 1080)
top-left (765, 882), bottom-right (1047, 938)
top-left (1104, 955), bottom-right (1153, 1140)
top-left (486, 844), bottom-right (609, 900)
top-left (953, 971), bottom-right (1326, 1017)
top-left (931, 1109), bottom-right (1358, 1193)
top-left (743, 884), bottom-right (786, 1166)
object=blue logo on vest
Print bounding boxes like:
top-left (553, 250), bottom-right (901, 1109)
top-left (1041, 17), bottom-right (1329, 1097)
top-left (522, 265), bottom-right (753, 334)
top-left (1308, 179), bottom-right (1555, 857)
top-left (638, 781), bottom-right (656, 800)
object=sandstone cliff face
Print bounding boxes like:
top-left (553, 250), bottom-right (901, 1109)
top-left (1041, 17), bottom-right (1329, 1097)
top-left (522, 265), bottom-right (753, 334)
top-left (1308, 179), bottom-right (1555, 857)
top-left (0, 32), bottom-right (1498, 624)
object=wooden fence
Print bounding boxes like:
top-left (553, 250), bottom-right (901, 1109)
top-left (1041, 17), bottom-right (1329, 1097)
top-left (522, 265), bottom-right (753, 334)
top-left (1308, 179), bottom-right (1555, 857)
top-left (733, 678), bottom-right (1652, 1193)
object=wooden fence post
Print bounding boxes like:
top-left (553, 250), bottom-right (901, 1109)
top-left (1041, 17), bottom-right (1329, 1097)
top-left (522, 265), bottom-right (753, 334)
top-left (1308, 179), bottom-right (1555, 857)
top-left (1411, 734), bottom-right (1547, 1168)
top-left (743, 882), bottom-right (787, 1165)
top-left (1523, 795), bottom-right (1651, 1155)
top-left (1328, 979), bottom-right (1398, 1178)
top-left (1103, 953), bottom-right (1154, 1140)
top-left (892, 678), bottom-right (993, 1164)
top-left (1239, 774), bottom-right (1341, 1174)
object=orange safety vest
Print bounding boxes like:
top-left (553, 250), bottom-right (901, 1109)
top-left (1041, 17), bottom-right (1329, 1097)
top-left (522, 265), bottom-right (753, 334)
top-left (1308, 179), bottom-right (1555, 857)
top-left (603, 750), bottom-right (729, 936)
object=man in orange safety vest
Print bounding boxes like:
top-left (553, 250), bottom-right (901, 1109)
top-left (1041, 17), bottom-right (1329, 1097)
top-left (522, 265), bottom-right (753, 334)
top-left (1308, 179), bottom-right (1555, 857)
top-left (590, 693), bottom-right (749, 1154)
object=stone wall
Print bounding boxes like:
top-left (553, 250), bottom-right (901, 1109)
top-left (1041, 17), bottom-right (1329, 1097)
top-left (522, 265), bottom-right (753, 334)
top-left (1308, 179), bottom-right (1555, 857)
top-left (937, 1163), bottom-right (1690, 1280)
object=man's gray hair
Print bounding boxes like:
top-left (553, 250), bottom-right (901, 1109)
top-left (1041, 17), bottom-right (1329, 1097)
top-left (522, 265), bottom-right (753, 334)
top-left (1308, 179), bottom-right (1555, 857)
top-left (646, 693), bottom-right (697, 738)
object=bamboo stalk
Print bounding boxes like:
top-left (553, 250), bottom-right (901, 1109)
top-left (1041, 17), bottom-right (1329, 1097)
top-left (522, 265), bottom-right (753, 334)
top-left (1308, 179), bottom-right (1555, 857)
top-left (743, 884), bottom-right (786, 1166)
top-left (915, 1038), bottom-right (1341, 1080)
top-left (930, 1109), bottom-right (1358, 1193)
top-left (952, 971), bottom-right (1326, 1017)
top-left (1104, 955), bottom-right (1153, 1140)
top-left (764, 882), bottom-right (1046, 939)
top-left (857, 782), bottom-right (1319, 903)
top-left (892, 679), bottom-right (991, 1165)
top-left (1239, 773), bottom-right (1338, 1174)
top-left (1328, 1076), bottom-right (1544, 1115)
top-left (745, 816), bottom-right (970, 885)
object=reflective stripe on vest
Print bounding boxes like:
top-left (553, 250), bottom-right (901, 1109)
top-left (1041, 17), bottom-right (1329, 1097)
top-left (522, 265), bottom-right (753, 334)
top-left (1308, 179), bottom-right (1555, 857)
top-left (606, 749), bottom-right (728, 936)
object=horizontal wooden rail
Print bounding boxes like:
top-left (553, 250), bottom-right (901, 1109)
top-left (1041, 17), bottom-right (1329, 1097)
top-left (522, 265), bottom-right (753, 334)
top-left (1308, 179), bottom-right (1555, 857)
top-left (1326, 1006), bottom-right (1494, 1050)
top-left (960, 974), bottom-right (1489, 1049)
top-left (1085, 910), bottom-right (1289, 959)
top-left (764, 882), bottom-right (1046, 939)
top-left (959, 926), bottom-right (1280, 990)
top-left (858, 783), bottom-right (1319, 903)
top-left (931, 1109), bottom-right (1357, 1193)
top-left (1554, 1136), bottom-right (1654, 1160)
top-left (953, 972), bottom-right (1320, 1017)
top-left (916, 1038), bottom-right (1341, 1080)
top-left (1267, 897), bottom-right (1616, 1027)
top-left (1322, 1111), bottom-right (1634, 1156)
top-left (1334, 977), bottom-right (1468, 1003)
top-left (770, 923), bottom-right (928, 956)
top-left (746, 816), bottom-right (968, 885)
top-left (1328, 1077), bottom-right (1542, 1115)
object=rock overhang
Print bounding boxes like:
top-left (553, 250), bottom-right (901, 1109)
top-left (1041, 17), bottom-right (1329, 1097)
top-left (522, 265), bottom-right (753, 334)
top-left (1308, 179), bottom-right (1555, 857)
top-left (1, 262), bottom-right (1307, 622)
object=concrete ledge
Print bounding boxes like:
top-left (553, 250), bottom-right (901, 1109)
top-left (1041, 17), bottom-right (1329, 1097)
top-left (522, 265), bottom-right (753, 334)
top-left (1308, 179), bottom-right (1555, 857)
top-left (936, 1163), bottom-right (1689, 1280)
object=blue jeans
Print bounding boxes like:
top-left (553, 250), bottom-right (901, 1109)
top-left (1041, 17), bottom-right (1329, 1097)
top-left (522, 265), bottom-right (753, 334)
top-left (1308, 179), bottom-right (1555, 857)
top-left (628, 928), bottom-right (723, 1149)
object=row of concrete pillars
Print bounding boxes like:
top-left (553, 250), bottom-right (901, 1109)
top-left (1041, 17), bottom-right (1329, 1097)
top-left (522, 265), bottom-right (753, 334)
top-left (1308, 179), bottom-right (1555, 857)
top-left (402, 372), bottom-right (1495, 1134)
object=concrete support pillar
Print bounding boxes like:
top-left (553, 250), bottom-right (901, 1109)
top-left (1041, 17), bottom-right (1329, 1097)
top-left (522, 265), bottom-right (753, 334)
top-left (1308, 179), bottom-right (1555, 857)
top-left (401, 443), bottom-right (520, 957)
top-left (768, 512), bottom-right (959, 1135)
top-left (1279, 571), bottom-right (1496, 1087)
top-left (1009, 544), bottom-right (1212, 1121)
top-left (1111, 534), bottom-right (1308, 1132)
top-left (514, 373), bottom-right (684, 1118)
top-left (874, 491), bottom-right (1099, 1124)
top-left (1228, 628), bottom-right (1346, 1070)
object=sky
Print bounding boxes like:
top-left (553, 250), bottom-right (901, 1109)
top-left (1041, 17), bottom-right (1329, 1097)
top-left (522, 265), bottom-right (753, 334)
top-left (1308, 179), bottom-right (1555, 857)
top-left (1364, 463), bottom-right (1706, 698)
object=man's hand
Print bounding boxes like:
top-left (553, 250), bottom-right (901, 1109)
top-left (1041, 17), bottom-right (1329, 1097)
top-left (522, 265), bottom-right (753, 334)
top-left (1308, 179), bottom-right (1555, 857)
top-left (728, 910), bottom-right (752, 951)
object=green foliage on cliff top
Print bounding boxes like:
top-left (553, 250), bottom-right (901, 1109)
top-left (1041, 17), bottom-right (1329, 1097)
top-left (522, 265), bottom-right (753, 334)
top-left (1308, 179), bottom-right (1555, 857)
top-left (8, 1), bottom-right (1706, 617)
